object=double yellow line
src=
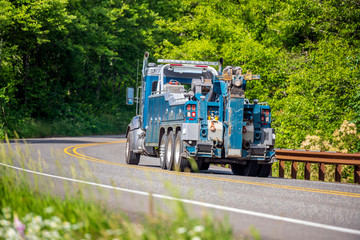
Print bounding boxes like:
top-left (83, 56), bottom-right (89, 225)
top-left (64, 141), bottom-right (360, 198)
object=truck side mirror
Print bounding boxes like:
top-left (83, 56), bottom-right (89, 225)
top-left (126, 87), bottom-right (134, 105)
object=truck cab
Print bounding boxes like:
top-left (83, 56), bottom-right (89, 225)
top-left (126, 53), bottom-right (275, 177)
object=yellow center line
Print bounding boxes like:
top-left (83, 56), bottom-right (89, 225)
top-left (63, 141), bottom-right (360, 198)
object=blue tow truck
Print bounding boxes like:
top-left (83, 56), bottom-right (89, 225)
top-left (125, 52), bottom-right (275, 177)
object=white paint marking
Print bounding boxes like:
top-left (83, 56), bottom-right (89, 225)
top-left (1, 162), bottom-right (360, 236)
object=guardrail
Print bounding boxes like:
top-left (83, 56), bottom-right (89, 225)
top-left (274, 149), bottom-right (360, 184)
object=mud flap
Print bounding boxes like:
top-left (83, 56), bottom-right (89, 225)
top-left (225, 97), bottom-right (244, 158)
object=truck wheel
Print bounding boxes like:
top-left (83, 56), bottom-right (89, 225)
top-left (173, 131), bottom-right (189, 171)
top-left (258, 164), bottom-right (272, 177)
top-left (198, 158), bottom-right (210, 171)
top-left (231, 161), bottom-right (258, 176)
top-left (165, 131), bottom-right (175, 170)
top-left (125, 132), bottom-right (140, 165)
top-left (230, 163), bottom-right (242, 175)
top-left (200, 162), bottom-right (210, 170)
top-left (159, 134), bottom-right (168, 169)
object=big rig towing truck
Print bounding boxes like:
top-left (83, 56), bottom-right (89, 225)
top-left (125, 52), bottom-right (276, 177)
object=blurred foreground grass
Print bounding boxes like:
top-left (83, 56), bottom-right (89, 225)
top-left (0, 139), bottom-right (236, 240)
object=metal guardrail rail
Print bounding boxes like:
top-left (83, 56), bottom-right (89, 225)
top-left (274, 149), bottom-right (360, 184)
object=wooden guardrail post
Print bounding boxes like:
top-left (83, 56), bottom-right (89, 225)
top-left (355, 166), bottom-right (360, 184)
top-left (335, 164), bottom-right (342, 182)
top-left (319, 163), bottom-right (325, 181)
top-left (279, 160), bottom-right (285, 178)
top-left (305, 162), bottom-right (311, 180)
top-left (291, 162), bottom-right (298, 179)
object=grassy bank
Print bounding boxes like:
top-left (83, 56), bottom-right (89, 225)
top-left (0, 140), bottom-right (236, 240)
top-left (0, 113), bottom-right (131, 140)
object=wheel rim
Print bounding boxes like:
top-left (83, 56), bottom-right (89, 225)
top-left (126, 136), bottom-right (130, 159)
top-left (159, 137), bottom-right (166, 166)
top-left (166, 138), bottom-right (172, 168)
top-left (174, 137), bottom-right (180, 167)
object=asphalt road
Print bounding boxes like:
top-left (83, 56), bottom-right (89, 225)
top-left (3, 135), bottom-right (360, 240)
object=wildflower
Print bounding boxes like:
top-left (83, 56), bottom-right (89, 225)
top-left (2, 207), bottom-right (12, 220)
top-left (50, 216), bottom-right (61, 223)
top-left (29, 223), bottom-right (41, 233)
top-left (63, 221), bottom-right (71, 231)
top-left (23, 213), bottom-right (35, 222)
top-left (32, 215), bottom-right (42, 225)
top-left (48, 220), bottom-right (59, 229)
top-left (0, 219), bottom-right (10, 227)
top-left (176, 227), bottom-right (187, 234)
top-left (6, 228), bottom-right (19, 240)
top-left (193, 225), bottom-right (204, 233)
top-left (105, 229), bottom-right (123, 236)
top-left (50, 230), bottom-right (61, 239)
top-left (42, 230), bottom-right (52, 239)
top-left (14, 214), bottom-right (26, 239)
top-left (44, 207), bottom-right (54, 214)
top-left (72, 222), bottom-right (85, 230)
top-left (191, 236), bottom-right (201, 240)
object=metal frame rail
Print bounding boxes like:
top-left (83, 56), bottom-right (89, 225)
top-left (274, 149), bottom-right (360, 184)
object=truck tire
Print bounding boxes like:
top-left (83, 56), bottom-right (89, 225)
top-left (230, 163), bottom-right (242, 175)
top-left (231, 161), bottom-right (258, 176)
top-left (159, 133), bottom-right (168, 169)
top-left (173, 131), bottom-right (189, 172)
top-left (200, 162), bottom-right (210, 170)
top-left (165, 131), bottom-right (175, 170)
top-left (197, 158), bottom-right (210, 170)
top-left (125, 132), bottom-right (140, 165)
top-left (258, 164), bottom-right (272, 177)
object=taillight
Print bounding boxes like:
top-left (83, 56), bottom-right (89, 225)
top-left (262, 109), bottom-right (270, 115)
top-left (186, 104), bottom-right (197, 120)
top-left (261, 109), bottom-right (270, 124)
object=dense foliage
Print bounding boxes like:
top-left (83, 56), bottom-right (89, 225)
top-left (1, 0), bottom-right (359, 151)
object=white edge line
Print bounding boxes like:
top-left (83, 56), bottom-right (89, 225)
top-left (1, 162), bottom-right (360, 236)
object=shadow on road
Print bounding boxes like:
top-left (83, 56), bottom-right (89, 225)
top-left (139, 164), bottom-right (233, 176)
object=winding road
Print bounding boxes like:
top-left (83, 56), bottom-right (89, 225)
top-left (3, 135), bottom-right (360, 240)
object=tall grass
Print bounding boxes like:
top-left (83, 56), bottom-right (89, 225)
top-left (0, 139), bottom-right (236, 239)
